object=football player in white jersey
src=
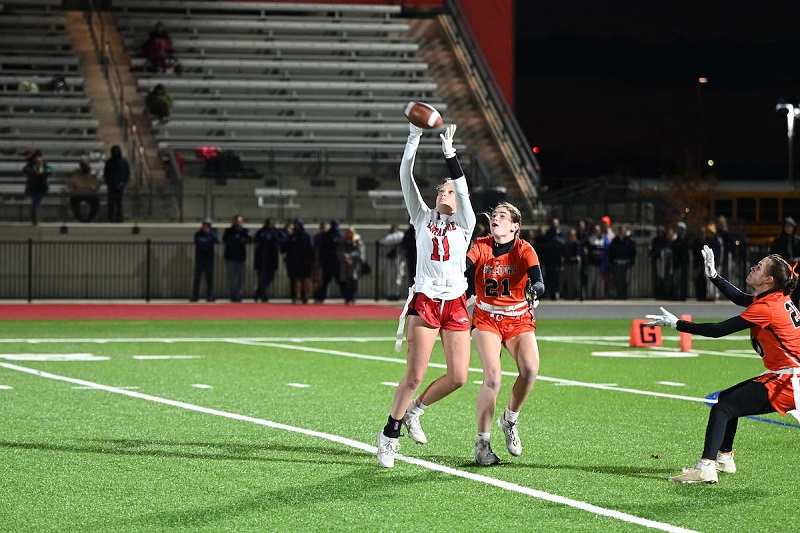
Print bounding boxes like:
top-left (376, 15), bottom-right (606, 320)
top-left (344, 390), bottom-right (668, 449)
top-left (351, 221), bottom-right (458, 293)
top-left (377, 122), bottom-right (476, 467)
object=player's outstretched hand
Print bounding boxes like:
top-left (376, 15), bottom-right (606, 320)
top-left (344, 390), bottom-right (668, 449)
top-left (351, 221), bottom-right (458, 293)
top-left (440, 124), bottom-right (457, 158)
top-left (409, 123), bottom-right (424, 138)
top-left (645, 306), bottom-right (678, 329)
top-left (525, 279), bottom-right (540, 309)
top-left (701, 245), bottom-right (717, 279)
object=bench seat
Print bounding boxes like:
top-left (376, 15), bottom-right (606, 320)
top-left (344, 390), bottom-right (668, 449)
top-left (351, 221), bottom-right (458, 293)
top-left (112, 0), bottom-right (401, 16)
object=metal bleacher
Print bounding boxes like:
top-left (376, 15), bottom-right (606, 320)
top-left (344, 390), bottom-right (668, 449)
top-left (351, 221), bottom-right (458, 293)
top-left (113, 0), bottom-right (457, 224)
top-left (0, 1), bottom-right (108, 221)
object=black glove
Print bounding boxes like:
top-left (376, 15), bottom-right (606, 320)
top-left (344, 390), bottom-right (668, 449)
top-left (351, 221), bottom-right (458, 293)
top-left (525, 279), bottom-right (540, 308)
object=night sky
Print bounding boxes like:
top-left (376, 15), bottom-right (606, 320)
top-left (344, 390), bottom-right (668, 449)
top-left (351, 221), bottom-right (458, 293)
top-left (513, 1), bottom-right (800, 184)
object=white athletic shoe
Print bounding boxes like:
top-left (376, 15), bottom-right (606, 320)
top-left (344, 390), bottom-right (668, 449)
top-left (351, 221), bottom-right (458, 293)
top-left (377, 431), bottom-right (399, 468)
top-left (475, 439), bottom-right (500, 466)
top-left (716, 451), bottom-right (736, 473)
top-left (668, 460), bottom-right (718, 483)
top-left (497, 413), bottom-right (522, 456)
top-left (403, 405), bottom-right (428, 445)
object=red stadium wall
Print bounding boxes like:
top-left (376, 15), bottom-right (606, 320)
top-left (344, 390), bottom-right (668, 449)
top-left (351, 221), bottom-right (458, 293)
top-left (458, 0), bottom-right (513, 107)
top-left (220, 0), bottom-right (514, 105)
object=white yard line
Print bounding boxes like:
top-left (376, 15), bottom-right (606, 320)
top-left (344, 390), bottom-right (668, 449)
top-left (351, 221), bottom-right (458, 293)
top-left (0, 361), bottom-right (698, 533)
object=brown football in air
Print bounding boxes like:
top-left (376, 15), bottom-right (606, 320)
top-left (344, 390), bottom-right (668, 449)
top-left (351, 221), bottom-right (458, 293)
top-left (403, 101), bottom-right (444, 129)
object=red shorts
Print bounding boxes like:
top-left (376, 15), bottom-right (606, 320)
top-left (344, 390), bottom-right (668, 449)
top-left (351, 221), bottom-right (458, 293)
top-left (754, 373), bottom-right (797, 415)
top-left (407, 292), bottom-right (470, 331)
top-left (473, 307), bottom-right (536, 343)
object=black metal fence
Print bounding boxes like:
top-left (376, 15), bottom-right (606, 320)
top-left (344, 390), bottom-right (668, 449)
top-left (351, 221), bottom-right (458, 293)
top-left (0, 240), bottom-right (773, 302)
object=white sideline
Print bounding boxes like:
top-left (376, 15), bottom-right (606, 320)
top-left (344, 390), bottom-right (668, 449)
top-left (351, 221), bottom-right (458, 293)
top-left (0, 361), bottom-right (697, 533)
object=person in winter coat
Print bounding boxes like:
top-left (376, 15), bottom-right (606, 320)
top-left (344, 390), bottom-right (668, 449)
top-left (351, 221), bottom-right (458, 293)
top-left (338, 226), bottom-right (366, 304)
top-left (253, 218), bottom-right (286, 302)
top-left (222, 214), bottom-right (252, 302)
top-left (191, 218), bottom-right (219, 302)
top-left (102, 145), bottom-right (130, 223)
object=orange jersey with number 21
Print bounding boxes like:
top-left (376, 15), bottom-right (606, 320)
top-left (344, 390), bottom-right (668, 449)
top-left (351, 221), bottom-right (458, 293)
top-left (468, 236), bottom-right (539, 307)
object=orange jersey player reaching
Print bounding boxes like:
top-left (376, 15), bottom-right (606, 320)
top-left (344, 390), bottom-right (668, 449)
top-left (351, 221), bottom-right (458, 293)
top-left (646, 246), bottom-right (800, 483)
top-left (465, 201), bottom-right (544, 465)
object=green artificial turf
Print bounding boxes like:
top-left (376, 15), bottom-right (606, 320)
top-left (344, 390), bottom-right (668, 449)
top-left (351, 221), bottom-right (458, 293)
top-left (0, 318), bottom-right (798, 532)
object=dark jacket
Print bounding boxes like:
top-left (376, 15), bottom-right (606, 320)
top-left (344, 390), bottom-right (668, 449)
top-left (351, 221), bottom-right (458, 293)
top-left (23, 161), bottom-right (52, 195)
top-left (222, 225), bottom-right (252, 262)
top-left (103, 156), bottom-right (130, 193)
top-left (194, 227), bottom-right (218, 263)
top-left (284, 225), bottom-right (315, 272)
top-left (254, 226), bottom-right (286, 271)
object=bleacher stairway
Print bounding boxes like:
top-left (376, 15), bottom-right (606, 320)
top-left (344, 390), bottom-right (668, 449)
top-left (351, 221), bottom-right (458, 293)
top-left (0, 1), bottom-right (540, 227)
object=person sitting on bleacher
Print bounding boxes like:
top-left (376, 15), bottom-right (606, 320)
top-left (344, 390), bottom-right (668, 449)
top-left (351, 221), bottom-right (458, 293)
top-left (66, 157), bottom-right (102, 223)
top-left (22, 150), bottom-right (52, 226)
top-left (145, 83), bottom-right (173, 123)
top-left (140, 21), bottom-right (173, 73)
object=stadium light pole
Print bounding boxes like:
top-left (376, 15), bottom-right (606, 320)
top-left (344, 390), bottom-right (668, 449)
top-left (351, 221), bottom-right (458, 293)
top-left (696, 77), bottom-right (708, 174)
top-left (776, 101), bottom-right (799, 184)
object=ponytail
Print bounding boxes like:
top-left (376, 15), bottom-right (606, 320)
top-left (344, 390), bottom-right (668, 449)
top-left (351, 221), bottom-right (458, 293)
top-left (767, 254), bottom-right (800, 295)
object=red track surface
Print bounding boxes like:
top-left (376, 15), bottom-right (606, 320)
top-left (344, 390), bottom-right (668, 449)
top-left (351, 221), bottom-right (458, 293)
top-left (0, 302), bottom-right (403, 320)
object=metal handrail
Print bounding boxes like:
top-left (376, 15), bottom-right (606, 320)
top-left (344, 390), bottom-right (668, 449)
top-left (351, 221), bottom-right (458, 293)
top-left (441, 0), bottom-right (542, 213)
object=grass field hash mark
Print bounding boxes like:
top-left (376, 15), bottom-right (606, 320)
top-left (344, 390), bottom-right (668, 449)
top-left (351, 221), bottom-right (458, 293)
top-left (0, 361), bottom-right (698, 533)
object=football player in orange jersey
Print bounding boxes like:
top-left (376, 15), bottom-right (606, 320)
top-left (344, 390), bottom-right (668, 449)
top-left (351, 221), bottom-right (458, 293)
top-left (465, 202), bottom-right (545, 465)
top-left (647, 247), bottom-right (800, 483)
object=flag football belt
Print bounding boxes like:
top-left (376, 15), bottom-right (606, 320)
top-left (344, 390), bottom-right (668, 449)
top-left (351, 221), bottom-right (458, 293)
top-left (476, 300), bottom-right (529, 317)
top-left (761, 367), bottom-right (800, 422)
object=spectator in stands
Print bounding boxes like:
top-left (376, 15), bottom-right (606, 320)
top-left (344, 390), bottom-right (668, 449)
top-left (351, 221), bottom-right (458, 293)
top-left (222, 214), bottom-right (252, 302)
top-left (253, 218), bottom-right (286, 302)
top-left (145, 83), bottom-right (173, 123)
top-left (338, 226), bottom-right (366, 304)
top-left (66, 157), bottom-right (102, 223)
top-left (141, 21), bottom-right (173, 73)
top-left (313, 219), bottom-right (342, 303)
top-left (102, 145), bottom-right (130, 223)
top-left (22, 150), bottom-right (52, 225)
top-left (191, 218), bottom-right (218, 302)
top-left (379, 223), bottom-right (406, 300)
top-left (284, 218), bottom-right (314, 304)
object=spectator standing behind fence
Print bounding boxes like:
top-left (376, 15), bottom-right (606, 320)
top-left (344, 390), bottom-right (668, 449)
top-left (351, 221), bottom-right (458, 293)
top-left (609, 223), bottom-right (637, 299)
top-left (541, 218), bottom-right (564, 300)
top-left (66, 157), bottom-right (101, 223)
top-left (561, 227), bottom-right (582, 300)
top-left (222, 214), bottom-right (251, 302)
top-left (770, 216), bottom-right (800, 306)
top-left (401, 223), bottom-right (416, 288)
top-left (584, 224), bottom-right (607, 299)
top-left (716, 215), bottom-right (733, 279)
top-left (103, 145), bottom-right (130, 223)
top-left (191, 218), bottom-right (218, 302)
top-left (651, 225), bottom-right (671, 299)
top-left (253, 218), bottom-right (286, 303)
top-left (670, 221), bottom-right (690, 300)
top-left (338, 226), bottom-right (365, 304)
top-left (313, 219), bottom-right (342, 303)
top-left (379, 223), bottom-right (406, 300)
top-left (22, 150), bottom-right (51, 225)
top-left (145, 83), bottom-right (173, 123)
top-left (284, 218), bottom-right (314, 304)
top-left (312, 221), bottom-right (329, 293)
